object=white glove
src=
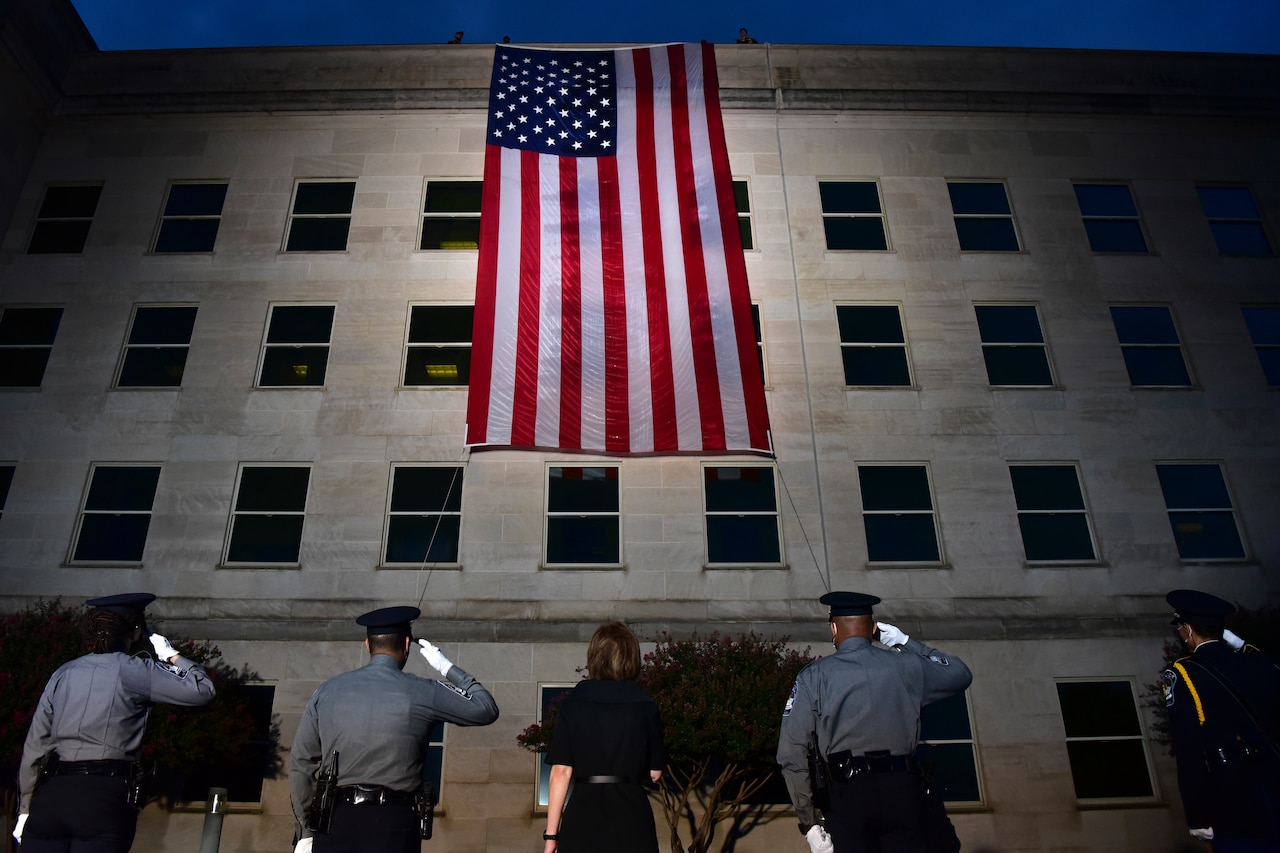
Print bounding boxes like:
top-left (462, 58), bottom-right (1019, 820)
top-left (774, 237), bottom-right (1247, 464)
top-left (876, 622), bottom-right (909, 648)
top-left (1222, 629), bottom-right (1245, 650)
top-left (1189, 828), bottom-right (1213, 841)
top-left (294, 838), bottom-right (314, 853)
top-left (149, 631), bottom-right (179, 661)
top-left (13, 813), bottom-right (27, 842)
top-left (417, 638), bottom-right (454, 676)
top-left (805, 824), bottom-right (834, 853)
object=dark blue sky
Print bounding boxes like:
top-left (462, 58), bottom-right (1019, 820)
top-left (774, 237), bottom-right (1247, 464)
top-left (71, 0), bottom-right (1279, 53)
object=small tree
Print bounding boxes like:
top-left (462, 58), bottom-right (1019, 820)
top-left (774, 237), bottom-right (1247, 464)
top-left (518, 632), bottom-right (812, 853)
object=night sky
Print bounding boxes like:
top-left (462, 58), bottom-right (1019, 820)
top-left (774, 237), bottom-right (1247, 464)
top-left (70, 0), bottom-right (1280, 54)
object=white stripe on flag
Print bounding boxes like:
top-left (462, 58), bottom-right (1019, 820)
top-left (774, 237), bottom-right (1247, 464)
top-left (577, 159), bottom-right (607, 452)
top-left (536, 153), bottom-right (563, 449)
top-left (487, 147), bottom-right (524, 445)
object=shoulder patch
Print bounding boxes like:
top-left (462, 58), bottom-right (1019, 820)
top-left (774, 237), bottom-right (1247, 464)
top-left (1162, 668), bottom-right (1178, 708)
top-left (782, 682), bottom-right (797, 717)
top-left (438, 680), bottom-right (469, 698)
top-left (926, 653), bottom-right (950, 666)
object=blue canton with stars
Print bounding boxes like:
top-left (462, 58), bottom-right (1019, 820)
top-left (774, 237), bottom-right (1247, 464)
top-left (487, 48), bottom-right (618, 157)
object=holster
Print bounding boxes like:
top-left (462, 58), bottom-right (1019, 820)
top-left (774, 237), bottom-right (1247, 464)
top-left (307, 751), bottom-right (340, 835)
top-left (125, 760), bottom-right (154, 810)
top-left (35, 752), bottom-right (59, 789)
top-left (806, 733), bottom-right (831, 813)
top-left (416, 784), bottom-right (436, 840)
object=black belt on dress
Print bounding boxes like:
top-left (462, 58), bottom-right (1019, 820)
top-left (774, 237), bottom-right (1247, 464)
top-left (335, 784), bottom-right (417, 806)
top-left (827, 751), bottom-right (918, 781)
top-left (578, 775), bottom-right (642, 785)
top-left (51, 759), bottom-right (134, 778)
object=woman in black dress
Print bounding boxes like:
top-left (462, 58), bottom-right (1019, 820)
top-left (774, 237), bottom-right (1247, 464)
top-left (543, 622), bottom-right (665, 853)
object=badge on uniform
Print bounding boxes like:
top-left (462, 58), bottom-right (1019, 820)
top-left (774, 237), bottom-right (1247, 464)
top-left (783, 683), bottom-right (797, 717)
top-left (1162, 669), bottom-right (1178, 707)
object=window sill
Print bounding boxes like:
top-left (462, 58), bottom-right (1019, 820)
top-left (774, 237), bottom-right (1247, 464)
top-left (1075, 798), bottom-right (1165, 811)
top-left (63, 561), bottom-right (144, 569)
top-left (111, 386), bottom-right (184, 392)
top-left (252, 385), bottom-right (328, 391)
top-left (1024, 560), bottom-right (1107, 569)
top-left (865, 562), bottom-right (951, 570)
top-left (395, 385), bottom-right (469, 391)
top-left (1175, 558), bottom-right (1256, 567)
top-left (539, 563), bottom-right (625, 571)
top-left (703, 562), bottom-right (789, 571)
top-left (1126, 384), bottom-right (1200, 391)
top-left (217, 563), bottom-right (302, 570)
top-left (378, 563), bottom-right (463, 571)
top-left (844, 385), bottom-right (920, 391)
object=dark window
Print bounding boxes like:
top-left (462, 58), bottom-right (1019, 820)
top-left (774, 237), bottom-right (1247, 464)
top-left (819, 181), bottom-right (888, 250)
top-left (974, 305), bottom-right (1052, 386)
top-left (116, 306), bottom-right (198, 388)
top-left (404, 305), bottom-right (473, 386)
top-left (837, 305), bottom-right (911, 386)
top-left (71, 465), bottom-right (161, 563)
top-left (421, 720), bottom-right (446, 812)
top-left (153, 183), bottom-right (228, 253)
top-left (384, 465), bottom-right (464, 564)
top-left (225, 465), bottom-right (310, 564)
top-left (703, 465), bottom-right (781, 564)
top-left (1109, 306), bottom-right (1191, 387)
top-left (285, 181), bottom-right (355, 251)
top-left (0, 465), bottom-right (15, 522)
top-left (1196, 186), bottom-right (1272, 257)
top-left (1241, 306), bottom-right (1280, 387)
top-left (947, 182), bottom-right (1020, 251)
top-left (257, 305), bottom-right (334, 387)
top-left (545, 466), bottom-right (619, 565)
top-left (1056, 681), bottom-right (1154, 801)
top-left (420, 181), bottom-right (482, 250)
top-left (536, 684), bottom-right (575, 808)
top-left (1009, 465), bottom-right (1096, 562)
top-left (28, 185), bottom-right (101, 254)
top-left (857, 465), bottom-right (941, 563)
top-left (1155, 463), bottom-right (1245, 560)
top-left (0, 307), bottom-right (63, 387)
top-left (1073, 184), bottom-right (1148, 253)
top-left (750, 303), bottom-right (766, 387)
top-left (734, 180), bottom-right (754, 250)
top-left (175, 683), bottom-right (279, 804)
top-left (915, 692), bottom-right (982, 804)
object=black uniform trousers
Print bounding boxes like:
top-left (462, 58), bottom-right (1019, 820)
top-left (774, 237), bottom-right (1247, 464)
top-left (22, 775), bottom-right (137, 853)
top-left (825, 769), bottom-right (928, 853)
top-left (314, 801), bottom-right (419, 853)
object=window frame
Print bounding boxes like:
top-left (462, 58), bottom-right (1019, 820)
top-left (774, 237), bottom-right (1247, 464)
top-left (856, 462), bottom-right (944, 566)
top-left (818, 179), bottom-right (890, 252)
top-left (1241, 305), bottom-right (1280, 387)
top-left (418, 179), bottom-right (483, 251)
top-left (27, 183), bottom-right (103, 254)
top-left (1109, 304), bottom-right (1194, 388)
top-left (1007, 463), bottom-right (1099, 565)
top-left (0, 464), bottom-right (13, 523)
top-left (151, 181), bottom-right (229, 254)
top-left (114, 303), bottom-right (199, 389)
top-left (67, 463), bottom-right (162, 566)
top-left (255, 303), bottom-right (336, 389)
top-left (533, 682), bottom-right (577, 812)
top-left (1196, 184), bottom-right (1273, 257)
top-left (836, 303), bottom-right (915, 388)
top-left (974, 303), bottom-right (1055, 388)
top-left (750, 302), bottom-right (767, 389)
top-left (1055, 677), bottom-right (1158, 805)
top-left (401, 303), bottom-right (474, 388)
top-left (733, 179), bottom-right (755, 251)
top-left (543, 464), bottom-right (622, 568)
top-left (916, 690), bottom-right (984, 808)
top-left (701, 462), bottom-right (784, 568)
top-left (0, 306), bottom-right (64, 388)
top-left (1154, 462), bottom-right (1248, 563)
top-left (381, 463), bottom-right (466, 568)
top-left (946, 180), bottom-right (1022, 252)
top-left (1072, 182), bottom-right (1150, 254)
top-left (222, 463), bottom-right (312, 567)
top-left (282, 179), bottom-right (356, 253)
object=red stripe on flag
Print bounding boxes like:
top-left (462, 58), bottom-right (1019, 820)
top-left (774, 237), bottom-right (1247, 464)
top-left (467, 143), bottom-right (504, 445)
top-left (559, 157), bottom-right (583, 449)
top-left (511, 149), bottom-right (542, 448)
top-left (597, 155), bottom-right (630, 453)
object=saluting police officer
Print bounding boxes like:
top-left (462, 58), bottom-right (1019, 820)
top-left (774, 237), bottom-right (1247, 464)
top-left (1162, 589), bottom-right (1280, 851)
top-left (289, 606), bottom-right (500, 853)
top-left (777, 592), bottom-right (973, 853)
top-left (13, 592), bottom-right (216, 852)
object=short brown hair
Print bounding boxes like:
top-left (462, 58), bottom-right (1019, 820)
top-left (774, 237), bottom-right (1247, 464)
top-left (586, 621), bottom-right (641, 681)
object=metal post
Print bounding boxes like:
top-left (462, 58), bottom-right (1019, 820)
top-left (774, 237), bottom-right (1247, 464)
top-left (198, 787), bottom-right (228, 853)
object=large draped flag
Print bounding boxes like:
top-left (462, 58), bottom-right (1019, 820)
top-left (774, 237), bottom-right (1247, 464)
top-left (465, 42), bottom-right (772, 454)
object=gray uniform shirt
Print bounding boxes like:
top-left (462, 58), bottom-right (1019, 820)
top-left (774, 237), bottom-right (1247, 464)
top-left (289, 653), bottom-right (500, 839)
top-left (18, 651), bottom-right (216, 813)
top-left (776, 636), bottom-right (973, 828)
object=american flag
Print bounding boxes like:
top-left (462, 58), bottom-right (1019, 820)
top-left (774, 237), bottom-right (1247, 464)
top-left (465, 42), bottom-right (771, 454)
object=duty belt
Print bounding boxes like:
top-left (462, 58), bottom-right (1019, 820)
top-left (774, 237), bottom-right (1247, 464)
top-left (52, 759), bottom-right (134, 778)
top-left (827, 751), bottom-right (918, 781)
top-left (335, 785), bottom-right (417, 806)
top-left (578, 775), bottom-right (642, 784)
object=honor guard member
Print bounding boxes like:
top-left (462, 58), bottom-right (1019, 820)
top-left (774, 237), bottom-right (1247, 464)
top-left (777, 592), bottom-right (973, 853)
top-left (290, 606), bottom-right (500, 853)
top-left (13, 592), bottom-right (216, 852)
top-left (1162, 589), bottom-right (1280, 851)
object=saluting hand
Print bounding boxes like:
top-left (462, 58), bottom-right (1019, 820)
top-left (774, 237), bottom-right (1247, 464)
top-left (417, 638), bottom-right (454, 676)
top-left (875, 622), bottom-right (909, 648)
top-left (148, 631), bottom-right (180, 662)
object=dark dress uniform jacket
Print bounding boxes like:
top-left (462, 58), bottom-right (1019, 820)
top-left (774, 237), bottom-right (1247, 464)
top-left (1163, 640), bottom-right (1280, 841)
top-left (289, 654), bottom-right (500, 841)
top-left (545, 679), bottom-right (665, 853)
top-left (776, 636), bottom-right (973, 829)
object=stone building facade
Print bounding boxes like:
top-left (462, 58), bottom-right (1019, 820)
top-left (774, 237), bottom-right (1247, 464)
top-left (2, 2), bottom-right (1279, 850)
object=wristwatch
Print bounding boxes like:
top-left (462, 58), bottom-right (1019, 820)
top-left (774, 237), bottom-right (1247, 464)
top-left (543, 833), bottom-right (558, 841)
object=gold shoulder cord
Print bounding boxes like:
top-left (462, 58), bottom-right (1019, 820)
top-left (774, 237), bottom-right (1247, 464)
top-left (1173, 662), bottom-right (1206, 725)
